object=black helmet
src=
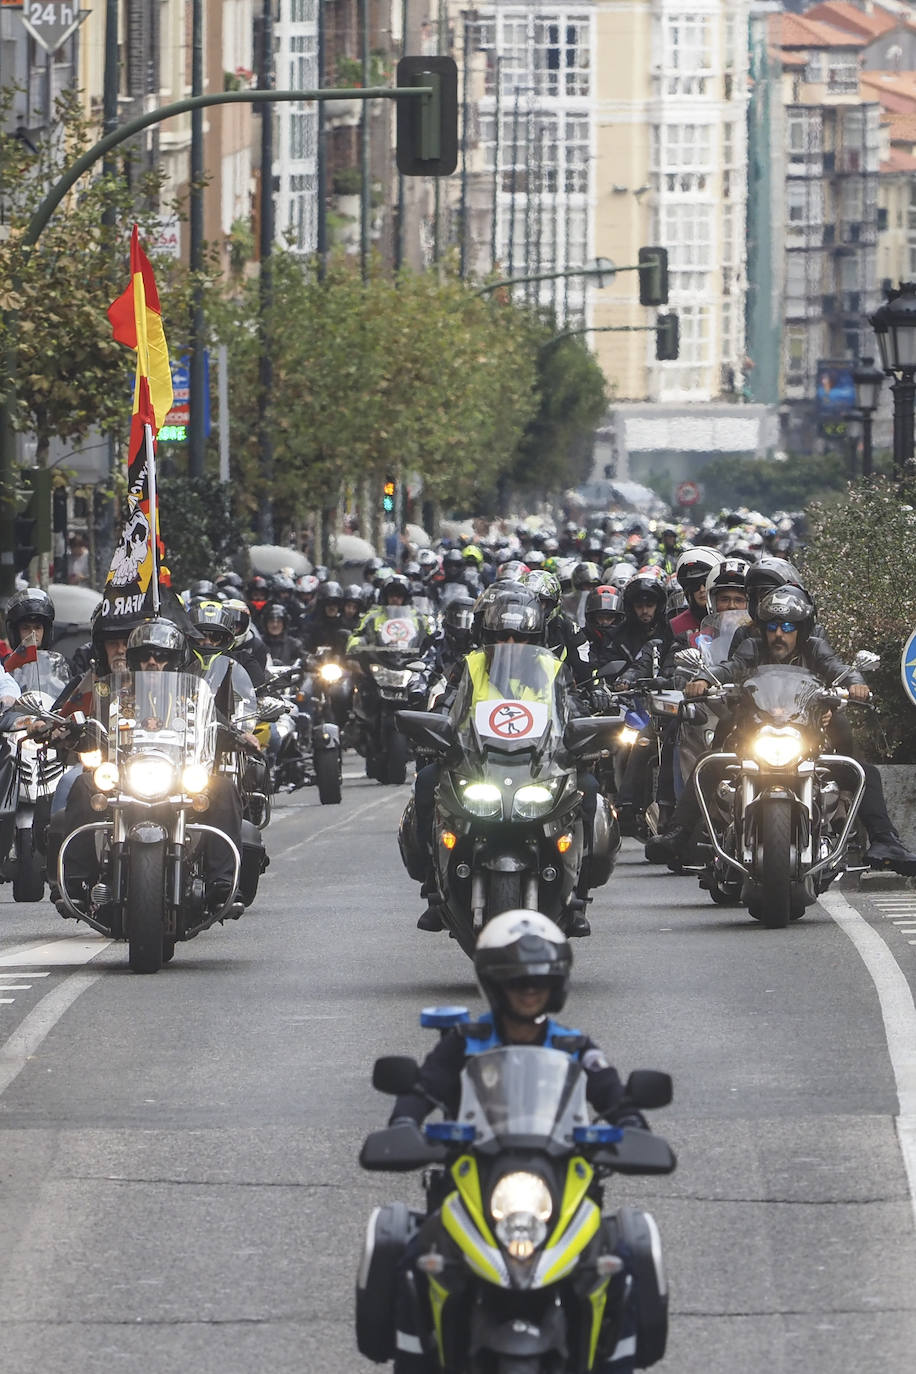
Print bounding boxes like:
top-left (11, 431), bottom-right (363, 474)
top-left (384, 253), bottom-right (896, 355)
top-left (125, 618), bottom-right (186, 669)
top-left (745, 557), bottom-right (808, 620)
top-left (442, 548), bottom-right (466, 580)
top-left (705, 558), bottom-right (750, 613)
top-left (214, 571), bottom-right (243, 593)
top-left (188, 599), bottom-right (236, 648)
top-left (585, 586), bottom-right (625, 633)
top-left (756, 586), bottom-right (814, 631)
top-left (380, 573), bottom-right (412, 604)
top-left (342, 583), bottom-right (365, 607)
top-left (363, 557), bottom-right (385, 582)
top-left (262, 602), bottom-right (288, 626)
top-left (189, 579), bottom-right (217, 600)
top-left (623, 574), bottom-right (667, 616)
top-left (4, 586), bottom-right (54, 649)
top-left (480, 588), bottom-right (545, 645)
top-left (316, 580), bottom-right (344, 609)
top-left (475, 910), bottom-right (572, 1018)
top-left (571, 561), bottom-right (601, 591)
top-left (443, 594), bottom-right (476, 653)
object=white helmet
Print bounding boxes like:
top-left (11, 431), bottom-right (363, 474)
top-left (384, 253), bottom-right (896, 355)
top-left (475, 911), bottom-right (572, 1017)
top-left (675, 546), bottom-right (725, 592)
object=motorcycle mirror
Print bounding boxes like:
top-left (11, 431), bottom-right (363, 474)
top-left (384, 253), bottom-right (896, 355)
top-left (673, 648), bottom-right (702, 670)
top-left (396, 710), bottom-right (455, 755)
top-left (359, 1121), bottom-right (446, 1173)
top-left (258, 697), bottom-right (285, 722)
top-left (563, 716), bottom-right (621, 756)
top-left (372, 1055), bottom-right (422, 1095)
top-left (597, 659), bottom-right (628, 680)
top-left (624, 1069), bottom-right (673, 1110)
top-left (592, 1127), bottom-right (677, 1176)
top-left (406, 660), bottom-right (427, 671)
top-left (16, 690), bottom-right (45, 714)
top-left (852, 650), bottom-right (880, 674)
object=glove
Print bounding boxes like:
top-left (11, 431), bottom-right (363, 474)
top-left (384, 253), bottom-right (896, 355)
top-left (587, 686), bottom-right (613, 715)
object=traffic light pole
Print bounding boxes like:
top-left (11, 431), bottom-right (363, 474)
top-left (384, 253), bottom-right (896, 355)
top-left (0, 82), bottom-right (434, 600)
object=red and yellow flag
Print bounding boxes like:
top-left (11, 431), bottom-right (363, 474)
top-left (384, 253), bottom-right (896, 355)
top-left (102, 225), bottom-right (173, 624)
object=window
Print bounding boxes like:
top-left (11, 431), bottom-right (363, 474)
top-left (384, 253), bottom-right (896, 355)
top-left (786, 327), bottom-right (806, 378)
top-left (665, 16), bottom-right (712, 73)
top-left (664, 204), bottom-right (714, 268)
top-left (289, 34), bottom-right (317, 161)
top-left (288, 172), bottom-right (317, 253)
top-left (661, 123), bottom-right (713, 170)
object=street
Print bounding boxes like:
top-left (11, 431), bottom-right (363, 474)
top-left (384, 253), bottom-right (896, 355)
top-left (2, 765), bottom-right (916, 1374)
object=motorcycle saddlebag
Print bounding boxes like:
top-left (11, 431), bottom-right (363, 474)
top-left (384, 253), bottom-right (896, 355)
top-left (356, 1202), bottom-right (423, 1362)
top-left (611, 1206), bottom-right (668, 1367)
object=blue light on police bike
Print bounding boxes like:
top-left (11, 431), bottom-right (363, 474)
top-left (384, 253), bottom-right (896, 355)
top-left (624, 709), bottom-right (650, 730)
top-left (420, 1006), bottom-right (470, 1029)
top-left (425, 1121), bottom-right (477, 1143)
top-left (572, 1124), bottom-right (624, 1145)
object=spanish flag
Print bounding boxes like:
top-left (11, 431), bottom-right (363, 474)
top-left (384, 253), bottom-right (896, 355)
top-left (102, 225), bottom-right (173, 625)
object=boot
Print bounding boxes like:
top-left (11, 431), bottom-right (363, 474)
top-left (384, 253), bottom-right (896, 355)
top-left (615, 804), bottom-right (639, 838)
top-left (644, 826), bottom-right (691, 865)
top-left (564, 895), bottom-right (591, 937)
top-left (865, 831), bottom-right (916, 876)
top-left (417, 905), bottom-right (445, 931)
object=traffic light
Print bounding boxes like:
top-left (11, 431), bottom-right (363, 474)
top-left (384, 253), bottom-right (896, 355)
top-left (396, 56), bottom-right (458, 176)
top-left (638, 246), bottom-right (669, 307)
top-left (656, 312), bottom-right (680, 361)
top-left (382, 476), bottom-right (396, 515)
top-left (14, 467), bottom-right (51, 575)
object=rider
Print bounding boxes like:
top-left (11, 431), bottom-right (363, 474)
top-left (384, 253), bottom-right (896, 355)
top-left (646, 586), bottom-right (916, 873)
top-left (1, 587), bottom-right (71, 682)
top-left (670, 548), bottom-right (725, 644)
top-left (300, 580), bottom-right (349, 654)
top-left (604, 570), bottom-right (673, 671)
top-left (386, 909), bottom-right (655, 1374)
top-left (584, 586), bottom-right (628, 671)
top-left (260, 602), bottom-right (305, 666)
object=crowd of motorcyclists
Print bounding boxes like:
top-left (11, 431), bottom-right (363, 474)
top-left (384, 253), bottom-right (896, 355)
top-left (3, 500), bottom-right (915, 1369)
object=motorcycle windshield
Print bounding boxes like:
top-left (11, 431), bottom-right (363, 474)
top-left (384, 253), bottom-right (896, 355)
top-left (452, 644), bottom-right (564, 756)
top-left (362, 607), bottom-right (427, 652)
top-left (458, 1046), bottom-right (588, 1150)
top-left (9, 650), bottom-right (70, 702)
top-left (96, 671), bottom-right (218, 767)
top-left (695, 611), bottom-right (750, 671)
top-left (741, 664), bottom-right (824, 725)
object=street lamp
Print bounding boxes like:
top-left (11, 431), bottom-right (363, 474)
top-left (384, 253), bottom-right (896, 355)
top-left (868, 284), bottom-right (916, 478)
top-left (852, 355), bottom-right (884, 478)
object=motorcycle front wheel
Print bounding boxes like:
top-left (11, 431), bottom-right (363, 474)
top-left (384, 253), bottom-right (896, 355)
top-left (383, 729), bottom-right (409, 786)
top-left (126, 843), bottom-right (167, 974)
top-left (755, 800), bottom-right (792, 929)
top-left (316, 749), bottom-right (342, 804)
top-left (12, 828), bottom-right (44, 903)
top-left (485, 871), bottom-right (523, 921)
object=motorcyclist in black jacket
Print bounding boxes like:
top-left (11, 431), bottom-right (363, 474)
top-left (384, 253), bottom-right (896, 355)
top-left (646, 587), bottom-right (916, 872)
top-left (386, 909), bottom-right (654, 1374)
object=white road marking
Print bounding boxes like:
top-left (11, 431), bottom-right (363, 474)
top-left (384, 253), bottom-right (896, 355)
top-left (820, 890), bottom-right (916, 1228)
top-left (0, 970), bottom-right (49, 978)
top-left (0, 985), bottom-right (33, 991)
top-left (0, 936), bottom-right (111, 967)
top-left (0, 967), bottom-right (105, 1098)
top-left (0, 999), bottom-right (13, 1004)
top-left (275, 792), bottom-right (402, 861)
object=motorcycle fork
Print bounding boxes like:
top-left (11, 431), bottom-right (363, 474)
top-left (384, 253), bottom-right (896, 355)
top-left (166, 810), bottom-right (185, 933)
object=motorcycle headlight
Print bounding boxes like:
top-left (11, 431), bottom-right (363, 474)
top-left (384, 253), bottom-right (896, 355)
top-left (181, 763), bottom-right (210, 795)
top-left (460, 780), bottom-right (503, 818)
top-left (617, 726), bottom-right (640, 747)
top-left (93, 761), bottom-right (119, 793)
top-left (490, 1172), bottom-right (553, 1260)
top-left (751, 727), bottom-right (803, 768)
top-left (124, 755), bottom-right (176, 800)
top-left (512, 781), bottom-right (557, 819)
top-left (319, 662), bottom-right (343, 684)
top-left (80, 749), bottom-right (103, 770)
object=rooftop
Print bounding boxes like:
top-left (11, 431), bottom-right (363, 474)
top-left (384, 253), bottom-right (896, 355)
top-left (768, 11), bottom-right (867, 49)
top-left (805, 2), bottom-right (900, 41)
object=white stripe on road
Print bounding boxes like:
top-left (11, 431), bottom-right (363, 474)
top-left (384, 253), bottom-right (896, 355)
top-left (275, 792), bottom-right (403, 861)
top-left (820, 890), bottom-right (916, 1229)
top-left (0, 936), bottom-right (111, 967)
top-left (0, 966), bottom-right (106, 1098)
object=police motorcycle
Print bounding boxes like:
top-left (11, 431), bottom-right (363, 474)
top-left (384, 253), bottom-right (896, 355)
top-left (0, 649), bottom-right (70, 901)
top-left (357, 1010), bottom-right (676, 1374)
top-left (689, 653), bottom-right (877, 926)
top-left (256, 660), bottom-right (342, 804)
top-left (348, 607), bottom-right (438, 785)
top-left (55, 669), bottom-right (265, 973)
top-left (396, 644), bottom-right (619, 955)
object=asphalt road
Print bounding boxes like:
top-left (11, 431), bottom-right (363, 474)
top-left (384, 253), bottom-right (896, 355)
top-left (2, 765), bottom-right (916, 1374)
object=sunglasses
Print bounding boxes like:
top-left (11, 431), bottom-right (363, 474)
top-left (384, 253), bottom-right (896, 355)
top-left (140, 649), bottom-right (172, 663)
top-left (764, 620), bottom-right (797, 634)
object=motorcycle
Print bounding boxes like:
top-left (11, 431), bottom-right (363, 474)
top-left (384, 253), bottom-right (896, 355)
top-left (349, 607), bottom-right (437, 785)
top-left (55, 669), bottom-right (267, 973)
top-left (0, 649), bottom-right (70, 901)
top-left (257, 662), bottom-right (342, 804)
top-left (357, 1012), bottom-right (676, 1373)
top-left (691, 653), bottom-right (877, 925)
top-left (396, 643), bottom-right (620, 954)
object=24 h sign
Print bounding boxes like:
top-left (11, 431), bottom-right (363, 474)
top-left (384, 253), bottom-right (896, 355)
top-left (21, 1), bottom-right (86, 54)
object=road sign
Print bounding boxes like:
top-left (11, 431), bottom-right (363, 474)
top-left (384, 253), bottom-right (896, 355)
top-left (21, 1), bottom-right (86, 53)
top-left (675, 480), bottom-right (701, 507)
top-left (162, 354), bottom-right (209, 436)
top-left (900, 628), bottom-right (916, 708)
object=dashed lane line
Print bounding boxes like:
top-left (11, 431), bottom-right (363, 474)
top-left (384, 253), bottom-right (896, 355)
top-left (820, 889), bottom-right (916, 1229)
top-left (274, 790), bottom-right (405, 862)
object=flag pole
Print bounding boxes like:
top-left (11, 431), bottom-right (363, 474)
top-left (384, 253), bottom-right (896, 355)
top-left (145, 422), bottom-right (161, 615)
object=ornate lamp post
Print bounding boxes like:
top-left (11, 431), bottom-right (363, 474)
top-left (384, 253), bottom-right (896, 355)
top-left (852, 355), bottom-right (884, 478)
top-left (868, 285), bottom-right (916, 478)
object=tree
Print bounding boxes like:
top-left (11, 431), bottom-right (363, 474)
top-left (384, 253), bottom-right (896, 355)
top-left (157, 475), bottom-right (249, 587)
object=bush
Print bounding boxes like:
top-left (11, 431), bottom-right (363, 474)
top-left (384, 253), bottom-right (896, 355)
top-left (158, 475), bottom-right (249, 588)
top-left (803, 478), bottom-right (916, 761)
top-left (698, 452), bottom-right (848, 512)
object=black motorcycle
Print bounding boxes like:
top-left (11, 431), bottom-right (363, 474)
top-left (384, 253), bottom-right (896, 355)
top-left (692, 656), bottom-right (876, 925)
top-left (257, 663), bottom-right (342, 804)
top-left (55, 669), bottom-right (266, 973)
top-left (357, 1019), bottom-right (675, 1373)
top-left (397, 643), bottom-right (620, 954)
top-left (348, 607), bottom-right (437, 785)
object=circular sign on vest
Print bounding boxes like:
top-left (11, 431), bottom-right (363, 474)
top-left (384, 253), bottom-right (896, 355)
top-left (378, 616), bottom-right (414, 645)
top-left (900, 627), bottom-right (916, 707)
top-left (488, 701), bottom-right (535, 738)
top-left (676, 480), bottom-right (701, 506)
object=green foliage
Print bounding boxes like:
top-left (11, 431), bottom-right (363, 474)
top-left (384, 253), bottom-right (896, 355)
top-left (696, 452), bottom-right (848, 513)
top-left (803, 478), bottom-right (916, 761)
top-left (157, 475), bottom-right (249, 587)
